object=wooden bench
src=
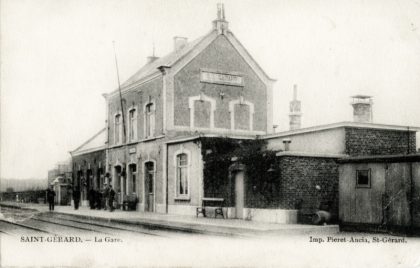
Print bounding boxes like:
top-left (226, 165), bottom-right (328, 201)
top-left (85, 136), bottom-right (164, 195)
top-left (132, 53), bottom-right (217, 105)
top-left (122, 194), bottom-right (138, 211)
top-left (196, 197), bottom-right (225, 218)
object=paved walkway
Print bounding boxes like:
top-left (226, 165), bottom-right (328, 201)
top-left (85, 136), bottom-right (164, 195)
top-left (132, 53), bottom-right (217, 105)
top-left (0, 202), bottom-right (338, 235)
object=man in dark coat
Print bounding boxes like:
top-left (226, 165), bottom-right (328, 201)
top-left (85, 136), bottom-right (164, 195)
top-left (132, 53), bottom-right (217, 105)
top-left (72, 187), bottom-right (81, 210)
top-left (109, 185), bottom-right (115, 212)
top-left (96, 189), bottom-right (102, 210)
top-left (46, 186), bottom-right (56, 211)
top-left (88, 188), bottom-right (95, 209)
top-left (103, 184), bottom-right (109, 210)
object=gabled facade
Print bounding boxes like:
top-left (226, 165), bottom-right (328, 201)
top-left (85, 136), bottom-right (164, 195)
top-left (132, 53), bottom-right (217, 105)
top-left (102, 6), bottom-right (275, 214)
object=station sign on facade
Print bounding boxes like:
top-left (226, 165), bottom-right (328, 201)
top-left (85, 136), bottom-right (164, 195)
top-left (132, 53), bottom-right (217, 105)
top-left (200, 69), bottom-right (243, 87)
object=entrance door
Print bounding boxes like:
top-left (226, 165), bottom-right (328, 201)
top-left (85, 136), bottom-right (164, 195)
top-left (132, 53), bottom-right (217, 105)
top-left (235, 171), bottom-right (245, 219)
top-left (384, 164), bottom-right (411, 229)
top-left (145, 162), bottom-right (155, 212)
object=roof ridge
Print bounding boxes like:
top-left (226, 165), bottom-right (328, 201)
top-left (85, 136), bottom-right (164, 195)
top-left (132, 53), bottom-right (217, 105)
top-left (71, 128), bottom-right (106, 154)
top-left (118, 30), bottom-right (214, 90)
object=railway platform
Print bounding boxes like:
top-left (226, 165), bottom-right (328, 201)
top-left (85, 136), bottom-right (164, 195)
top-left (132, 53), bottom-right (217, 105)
top-left (0, 202), bottom-right (339, 236)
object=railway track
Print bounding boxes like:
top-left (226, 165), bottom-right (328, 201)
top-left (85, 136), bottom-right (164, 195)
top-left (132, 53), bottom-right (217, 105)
top-left (0, 218), bottom-right (50, 236)
top-left (0, 206), bottom-right (173, 238)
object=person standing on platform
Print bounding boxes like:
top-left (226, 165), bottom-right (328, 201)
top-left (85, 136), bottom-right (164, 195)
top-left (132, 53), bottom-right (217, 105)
top-left (103, 183), bottom-right (109, 210)
top-left (88, 188), bottom-right (95, 209)
top-left (46, 186), bottom-right (56, 211)
top-left (109, 185), bottom-right (115, 212)
top-left (96, 188), bottom-right (102, 210)
top-left (73, 187), bottom-right (81, 210)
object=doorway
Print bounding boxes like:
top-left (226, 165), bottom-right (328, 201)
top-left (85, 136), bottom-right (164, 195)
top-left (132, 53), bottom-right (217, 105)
top-left (235, 170), bottom-right (245, 219)
top-left (145, 162), bottom-right (155, 212)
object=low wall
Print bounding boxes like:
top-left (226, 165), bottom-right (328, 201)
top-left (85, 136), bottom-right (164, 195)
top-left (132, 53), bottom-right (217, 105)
top-left (243, 208), bottom-right (298, 224)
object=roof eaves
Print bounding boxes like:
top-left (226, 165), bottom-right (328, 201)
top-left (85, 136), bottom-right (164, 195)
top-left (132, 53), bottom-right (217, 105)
top-left (264, 121), bottom-right (420, 140)
top-left (338, 153), bottom-right (420, 163)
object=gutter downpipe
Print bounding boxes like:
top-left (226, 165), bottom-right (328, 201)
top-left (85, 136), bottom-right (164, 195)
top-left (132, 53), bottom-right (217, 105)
top-left (407, 126), bottom-right (414, 234)
top-left (166, 143), bottom-right (169, 214)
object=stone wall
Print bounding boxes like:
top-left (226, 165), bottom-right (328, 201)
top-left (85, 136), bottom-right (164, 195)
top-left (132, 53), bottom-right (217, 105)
top-left (345, 127), bottom-right (416, 156)
top-left (278, 156), bottom-right (339, 219)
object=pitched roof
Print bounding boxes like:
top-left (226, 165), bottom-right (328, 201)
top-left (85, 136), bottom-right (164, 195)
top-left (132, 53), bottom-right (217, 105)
top-left (70, 128), bottom-right (106, 156)
top-left (107, 27), bottom-right (275, 97)
top-left (120, 32), bottom-right (211, 89)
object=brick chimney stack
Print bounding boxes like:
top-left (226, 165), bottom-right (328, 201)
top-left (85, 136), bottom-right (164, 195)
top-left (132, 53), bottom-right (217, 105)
top-left (351, 95), bottom-right (373, 123)
top-left (289, 84), bottom-right (302, 130)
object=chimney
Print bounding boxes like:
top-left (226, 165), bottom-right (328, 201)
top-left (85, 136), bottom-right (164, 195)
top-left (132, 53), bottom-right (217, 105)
top-left (146, 43), bottom-right (159, 64)
top-left (351, 95), bottom-right (373, 123)
top-left (173, 36), bottom-right (188, 51)
top-left (212, 3), bottom-right (229, 35)
top-left (147, 56), bottom-right (159, 64)
top-left (282, 139), bottom-right (292, 151)
top-left (289, 84), bottom-right (302, 130)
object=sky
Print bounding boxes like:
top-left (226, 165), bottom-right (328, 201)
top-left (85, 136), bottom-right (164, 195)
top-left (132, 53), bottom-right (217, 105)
top-left (1, 0), bottom-right (420, 179)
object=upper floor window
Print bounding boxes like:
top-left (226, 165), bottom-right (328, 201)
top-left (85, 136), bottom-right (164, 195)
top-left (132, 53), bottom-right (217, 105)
top-left (188, 94), bottom-right (216, 129)
top-left (144, 102), bottom-right (155, 138)
top-left (128, 108), bottom-right (137, 142)
top-left (114, 113), bottom-right (122, 144)
top-left (229, 98), bottom-right (254, 131)
top-left (176, 153), bottom-right (189, 197)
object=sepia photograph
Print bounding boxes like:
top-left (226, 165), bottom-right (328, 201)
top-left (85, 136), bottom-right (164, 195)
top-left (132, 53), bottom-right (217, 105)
top-left (1, 0), bottom-right (420, 267)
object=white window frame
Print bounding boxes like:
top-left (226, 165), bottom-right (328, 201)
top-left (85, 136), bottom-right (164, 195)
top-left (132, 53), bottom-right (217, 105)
top-left (228, 97), bottom-right (254, 131)
top-left (114, 112), bottom-right (123, 145)
top-left (143, 101), bottom-right (155, 138)
top-left (173, 149), bottom-right (191, 199)
top-left (129, 163), bottom-right (137, 194)
top-left (127, 106), bottom-right (138, 142)
top-left (188, 93), bottom-right (216, 129)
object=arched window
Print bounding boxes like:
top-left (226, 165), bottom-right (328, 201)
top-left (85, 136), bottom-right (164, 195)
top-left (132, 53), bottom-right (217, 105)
top-left (176, 153), bottom-right (189, 196)
top-left (144, 102), bottom-right (155, 138)
top-left (229, 98), bottom-right (254, 131)
top-left (128, 108), bottom-right (137, 142)
top-left (114, 113), bottom-right (122, 144)
top-left (188, 94), bottom-right (216, 129)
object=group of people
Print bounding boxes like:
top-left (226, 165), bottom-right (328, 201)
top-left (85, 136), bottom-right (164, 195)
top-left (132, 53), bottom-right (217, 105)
top-left (72, 183), bottom-right (116, 212)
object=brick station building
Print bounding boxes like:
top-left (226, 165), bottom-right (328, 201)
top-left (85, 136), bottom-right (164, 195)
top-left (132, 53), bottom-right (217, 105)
top-left (70, 128), bottom-right (106, 206)
top-left (70, 5), bottom-right (419, 225)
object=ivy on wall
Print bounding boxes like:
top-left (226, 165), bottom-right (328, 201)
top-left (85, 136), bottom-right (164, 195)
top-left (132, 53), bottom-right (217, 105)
top-left (196, 137), bottom-right (281, 208)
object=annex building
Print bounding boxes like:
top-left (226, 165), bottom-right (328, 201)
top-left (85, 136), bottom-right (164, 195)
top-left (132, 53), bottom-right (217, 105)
top-left (70, 5), bottom-right (420, 226)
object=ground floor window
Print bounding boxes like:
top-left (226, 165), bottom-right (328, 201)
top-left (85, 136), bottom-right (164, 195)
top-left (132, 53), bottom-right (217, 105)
top-left (129, 164), bottom-right (137, 194)
top-left (176, 153), bottom-right (189, 196)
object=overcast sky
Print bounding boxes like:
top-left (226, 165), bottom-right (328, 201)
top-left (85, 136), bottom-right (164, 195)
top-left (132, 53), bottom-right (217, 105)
top-left (1, 0), bottom-right (420, 179)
